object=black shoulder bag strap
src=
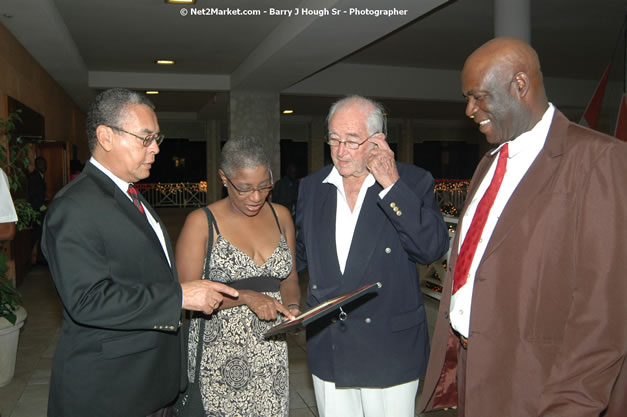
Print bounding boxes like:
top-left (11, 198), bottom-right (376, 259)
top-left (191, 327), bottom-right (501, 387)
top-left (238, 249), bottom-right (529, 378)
top-left (190, 207), bottom-right (215, 383)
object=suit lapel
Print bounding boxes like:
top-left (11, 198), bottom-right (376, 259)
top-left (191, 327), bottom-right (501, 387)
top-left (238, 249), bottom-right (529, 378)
top-left (139, 192), bottom-right (176, 271)
top-left (481, 111), bottom-right (567, 261)
top-left (113, 187), bottom-right (165, 250)
top-left (317, 182), bottom-right (343, 279)
top-left (84, 162), bottom-right (172, 268)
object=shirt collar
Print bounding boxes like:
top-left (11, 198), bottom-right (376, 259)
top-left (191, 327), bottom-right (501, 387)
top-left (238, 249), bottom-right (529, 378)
top-left (322, 166), bottom-right (376, 194)
top-left (491, 103), bottom-right (555, 157)
top-left (89, 157), bottom-right (134, 197)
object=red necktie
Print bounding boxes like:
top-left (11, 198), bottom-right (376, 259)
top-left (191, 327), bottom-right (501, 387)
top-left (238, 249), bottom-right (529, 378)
top-left (127, 184), bottom-right (146, 215)
top-left (452, 143), bottom-right (509, 294)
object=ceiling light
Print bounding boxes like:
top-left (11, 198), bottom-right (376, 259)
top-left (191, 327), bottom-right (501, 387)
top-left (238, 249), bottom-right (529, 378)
top-left (282, 109), bottom-right (294, 114)
top-left (165, 0), bottom-right (196, 4)
top-left (155, 59), bottom-right (175, 65)
top-left (146, 91), bottom-right (159, 95)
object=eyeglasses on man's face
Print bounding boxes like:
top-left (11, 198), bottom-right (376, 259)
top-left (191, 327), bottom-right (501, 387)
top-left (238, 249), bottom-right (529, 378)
top-left (326, 131), bottom-right (379, 150)
top-left (107, 125), bottom-right (165, 147)
top-left (225, 173), bottom-right (274, 196)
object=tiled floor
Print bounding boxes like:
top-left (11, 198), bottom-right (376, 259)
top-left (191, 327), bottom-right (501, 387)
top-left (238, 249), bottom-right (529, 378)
top-left (0, 208), bottom-right (456, 417)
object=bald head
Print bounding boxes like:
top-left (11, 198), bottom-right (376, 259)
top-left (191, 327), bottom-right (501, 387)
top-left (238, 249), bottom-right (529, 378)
top-left (461, 37), bottom-right (549, 144)
top-left (467, 38), bottom-right (541, 77)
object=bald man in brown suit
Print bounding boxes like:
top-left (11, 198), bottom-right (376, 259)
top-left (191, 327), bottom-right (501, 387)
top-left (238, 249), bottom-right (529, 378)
top-left (418, 38), bottom-right (627, 417)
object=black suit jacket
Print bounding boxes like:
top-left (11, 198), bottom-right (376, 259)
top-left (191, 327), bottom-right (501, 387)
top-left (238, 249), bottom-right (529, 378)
top-left (295, 163), bottom-right (448, 387)
top-left (42, 162), bottom-right (184, 417)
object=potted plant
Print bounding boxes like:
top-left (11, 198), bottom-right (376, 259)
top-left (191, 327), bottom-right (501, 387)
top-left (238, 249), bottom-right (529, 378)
top-left (0, 110), bottom-right (33, 387)
top-left (1, 110), bottom-right (40, 231)
top-left (0, 251), bottom-right (27, 387)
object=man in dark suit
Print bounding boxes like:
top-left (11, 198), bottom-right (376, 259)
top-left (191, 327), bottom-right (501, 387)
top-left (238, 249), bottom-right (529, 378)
top-left (418, 38), bottom-right (627, 416)
top-left (42, 88), bottom-right (238, 417)
top-left (296, 95), bottom-right (449, 417)
top-left (28, 155), bottom-right (47, 264)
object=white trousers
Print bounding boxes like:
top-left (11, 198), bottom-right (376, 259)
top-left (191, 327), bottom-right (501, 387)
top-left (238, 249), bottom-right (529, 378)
top-left (312, 374), bottom-right (419, 417)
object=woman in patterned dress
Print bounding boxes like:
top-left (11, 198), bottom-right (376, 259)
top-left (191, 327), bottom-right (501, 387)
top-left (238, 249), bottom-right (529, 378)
top-left (176, 136), bottom-right (301, 416)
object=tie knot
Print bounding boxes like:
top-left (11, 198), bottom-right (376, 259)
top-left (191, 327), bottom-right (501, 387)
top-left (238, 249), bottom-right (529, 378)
top-left (127, 184), bottom-right (145, 215)
top-left (500, 143), bottom-right (509, 160)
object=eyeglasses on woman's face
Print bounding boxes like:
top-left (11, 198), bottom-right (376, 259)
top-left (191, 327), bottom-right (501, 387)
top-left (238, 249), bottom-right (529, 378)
top-left (224, 173), bottom-right (274, 196)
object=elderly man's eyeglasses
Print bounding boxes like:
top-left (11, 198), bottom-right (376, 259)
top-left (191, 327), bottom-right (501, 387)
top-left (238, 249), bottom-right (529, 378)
top-left (107, 125), bottom-right (165, 147)
top-left (225, 173), bottom-right (274, 196)
top-left (326, 132), bottom-right (379, 150)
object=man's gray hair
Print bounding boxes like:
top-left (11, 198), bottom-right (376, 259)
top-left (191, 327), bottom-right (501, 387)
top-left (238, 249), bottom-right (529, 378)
top-left (220, 136), bottom-right (271, 178)
top-left (327, 95), bottom-right (386, 136)
top-left (86, 88), bottom-right (155, 153)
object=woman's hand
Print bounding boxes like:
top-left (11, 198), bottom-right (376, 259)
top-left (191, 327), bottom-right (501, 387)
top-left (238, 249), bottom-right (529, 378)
top-left (287, 304), bottom-right (301, 320)
top-left (242, 290), bottom-right (294, 321)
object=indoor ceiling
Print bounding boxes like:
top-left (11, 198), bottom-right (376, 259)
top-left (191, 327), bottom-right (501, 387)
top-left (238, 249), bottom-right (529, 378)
top-left (1, 0), bottom-right (625, 119)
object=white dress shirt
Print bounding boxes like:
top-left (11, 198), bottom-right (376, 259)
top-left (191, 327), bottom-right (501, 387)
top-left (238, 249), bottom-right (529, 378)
top-left (450, 104), bottom-right (555, 337)
top-left (90, 157), bottom-right (171, 266)
top-left (0, 168), bottom-right (18, 223)
top-left (323, 167), bottom-right (393, 274)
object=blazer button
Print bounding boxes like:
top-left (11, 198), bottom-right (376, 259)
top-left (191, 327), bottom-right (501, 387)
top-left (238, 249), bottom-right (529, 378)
top-left (312, 284), bottom-right (318, 290)
top-left (396, 210), bottom-right (402, 216)
top-left (385, 247), bottom-right (391, 254)
top-left (364, 317), bottom-right (372, 324)
top-left (390, 202), bottom-right (396, 208)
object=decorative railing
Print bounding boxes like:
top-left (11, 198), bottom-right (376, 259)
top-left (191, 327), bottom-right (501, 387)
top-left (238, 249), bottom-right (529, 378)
top-left (135, 182), bottom-right (208, 208)
top-left (434, 179), bottom-right (470, 217)
top-left (137, 180), bottom-right (470, 212)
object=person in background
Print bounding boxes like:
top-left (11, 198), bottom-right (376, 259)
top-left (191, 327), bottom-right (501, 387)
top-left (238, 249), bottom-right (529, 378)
top-left (271, 162), bottom-right (299, 216)
top-left (176, 135), bottom-right (301, 417)
top-left (69, 158), bottom-right (84, 181)
top-left (42, 88), bottom-right (238, 417)
top-left (296, 95), bottom-right (449, 417)
top-left (28, 155), bottom-right (47, 264)
top-left (418, 37), bottom-right (627, 417)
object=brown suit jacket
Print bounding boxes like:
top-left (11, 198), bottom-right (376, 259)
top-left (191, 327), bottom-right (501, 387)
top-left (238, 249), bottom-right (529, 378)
top-left (418, 110), bottom-right (627, 417)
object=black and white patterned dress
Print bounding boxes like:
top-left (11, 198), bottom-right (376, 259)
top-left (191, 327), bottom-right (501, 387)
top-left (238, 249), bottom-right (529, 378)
top-left (187, 206), bottom-right (291, 417)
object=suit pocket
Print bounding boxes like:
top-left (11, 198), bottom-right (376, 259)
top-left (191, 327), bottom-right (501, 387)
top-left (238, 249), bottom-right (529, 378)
top-left (101, 332), bottom-right (159, 359)
top-left (390, 305), bottom-right (426, 332)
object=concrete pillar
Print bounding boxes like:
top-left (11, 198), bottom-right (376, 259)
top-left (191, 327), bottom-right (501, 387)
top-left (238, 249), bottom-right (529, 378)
top-left (205, 120), bottom-right (221, 203)
top-left (229, 91), bottom-right (280, 177)
top-left (397, 119), bottom-right (414, 164)
top-left (494, 0), bottom-right (531, 43)
top-left (309, 117), bottom-right (326, 173)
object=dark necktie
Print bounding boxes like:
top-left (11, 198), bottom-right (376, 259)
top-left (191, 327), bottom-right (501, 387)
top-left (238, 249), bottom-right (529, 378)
top-left (127, 184), bottom-right (146, 216)
top-left (452, 143), bottom-right (509, 295)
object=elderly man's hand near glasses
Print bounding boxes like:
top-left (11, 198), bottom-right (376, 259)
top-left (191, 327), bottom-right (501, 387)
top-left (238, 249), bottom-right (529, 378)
top-left (366, 134), bottom-right (399, 189)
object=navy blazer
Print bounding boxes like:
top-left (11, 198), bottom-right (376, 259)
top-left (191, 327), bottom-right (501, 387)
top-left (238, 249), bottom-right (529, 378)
top-left (42, 162), bottom-right (184, 417)
top-left (296, 163), bottom-right (448, 388)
